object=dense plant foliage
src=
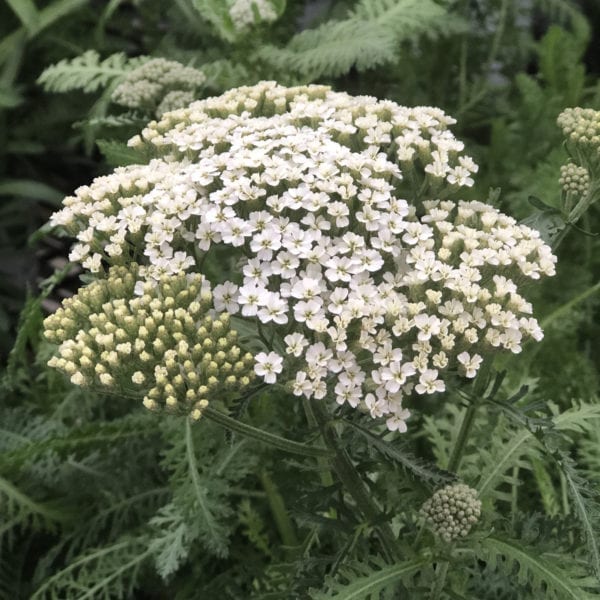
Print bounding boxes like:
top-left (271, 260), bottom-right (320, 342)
top-left (1, 0), bottom-right (600, 598)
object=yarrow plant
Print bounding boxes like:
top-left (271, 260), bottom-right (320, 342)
top-left (46, 81), bottom-right (556, 432)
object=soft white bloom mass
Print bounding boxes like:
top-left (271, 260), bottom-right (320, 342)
top-left (48, 81), bottom-right (556, 432)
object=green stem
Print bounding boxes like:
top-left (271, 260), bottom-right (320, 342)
top-left (447, 361), bottom-right (492, 473)
top-left (202, 406), bottom-right (330, 458)
top-left (302, 399), bottom-right (336, 491)
top-left (311, 400), bottom-right (401, 562)
top-left (430, 561), bottom-right (449, 600)
top-left (260, 470), bottom-right (299, 548)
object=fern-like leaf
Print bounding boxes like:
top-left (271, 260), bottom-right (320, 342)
top-left (311, 557), bottom-right (427, 599)
top-left (478, 535), bottom-right (600, 599)
top-left (37, 50), bottom-right (141, 94)
top-left (258, 0), bottom-right (464, 79)
top-left (556, 453), bottom-right (600, 579)
top-left (30, 536), bottom-right (151, 600)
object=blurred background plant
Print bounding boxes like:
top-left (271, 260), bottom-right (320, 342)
top-left (1, 0), bottom-right (600, 597)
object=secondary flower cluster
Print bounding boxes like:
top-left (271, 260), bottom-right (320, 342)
top-left (420, 483), bottom-right (481, 542)
top-left (112, 58), bottom-right (206, 118)
top-left (43, 265), bottom-right (254, 419)
top-left (557, 107), bottom-right (600, 149)
top-left (229, 0), bottom-right (278, 30)
top-left (559, 163), bottom-right (590, 199)
top-left (48, 81), bottom-right (555, 432)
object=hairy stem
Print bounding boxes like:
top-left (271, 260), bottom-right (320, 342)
top-left (311, 400), bottom-right (401, 562)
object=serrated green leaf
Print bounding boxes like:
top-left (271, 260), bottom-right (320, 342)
top-left (96, 139), bottom-right (146, 167)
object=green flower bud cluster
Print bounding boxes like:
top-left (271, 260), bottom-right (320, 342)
top-left (557, 107), bottom-right (600, 149)
top-left (559, 163), bottom-right (590, 198)
top-left (156, 90), bottom-right (196, 118)
top-left (112, 58), bottom-right (206, 116)
top-left (43, 265), bottom-right (255, 420)
top-left (420, 483), bottom-right (481, 542)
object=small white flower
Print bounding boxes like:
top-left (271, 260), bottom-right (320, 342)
top-left (415, 369), bottom-right (445, 394)
top-left (457, 351), bottom-right (483, 378)
top-left (213, 281), bottom-right (240, 313)
top-left (386, 408), bottom-right (411, 432)
top-left (284, 333), bottom-right (308, 357)
top-left (254, 351), bottom-right (283, 384)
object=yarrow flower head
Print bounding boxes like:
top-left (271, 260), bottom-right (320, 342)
top-left (557, 107), bottom-right (600, 150)
top-left (420, 483), bottom-right (482, 542)
top-left (559, 163), bottom-right (590, 199)
top-left (112, 58), bottom-right (206, 117)
top-left (47, 81), bottom-right (556, 432)
top-left (229, 0), bottom-right (278, 30)
top-left (43, 265), bottom-right (255, 420)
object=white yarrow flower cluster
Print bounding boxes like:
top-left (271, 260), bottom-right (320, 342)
top-left (229, 0), bottom-right (278, 30)
top-left (49, 81), bottom-right (555, 433)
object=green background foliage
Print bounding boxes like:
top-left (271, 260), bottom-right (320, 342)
top-left (1, 0), bottom-right (600, 597)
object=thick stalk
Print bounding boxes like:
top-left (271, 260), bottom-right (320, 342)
top-left (203, 406), bottom-right (330, 458)
top-left (311, 400), bottom-right (401, 562)
top-left (432, 362), bottom-right (493, 598)
top-left (447, 361), bottom-right (492, 473)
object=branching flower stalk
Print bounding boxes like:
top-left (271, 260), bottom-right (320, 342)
top-left (310, 399), bottom-right (403, 562)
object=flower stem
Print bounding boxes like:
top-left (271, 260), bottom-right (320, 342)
top-left (447, 361), bottom-right (492, 473)
top-left (310, 400), bottom-right (402, 562)
top-left (203, 406), bottom-right (331, 458)
top-left (260, 470), bottom-right (299, 549)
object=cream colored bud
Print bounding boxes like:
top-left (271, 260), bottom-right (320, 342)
top-left (116, 342), bottom-right (132, 354)
top-left (115, 328), bottom-right (128, 342)
top-left (79, 356), bottom-right (93, 369)
top-left (219, 361), bottom-right (232, 374)
top-left (190, 408), bottom-right (202, 420)
top-left (62, 360), bottom-right (77, 375)
top-left (200, 291), bottom-right (212, 306)
top-left (143, 397), bottom-right (158, 411)
top-left (132, 371), bottom-right (145, 385)
top-left (99, 373), bottom-right (114, 386)
top-left (71, 372), bottom-right (87, 386)
top-left (165, 395), bottom-right (178, 408)
top-left (228, 347), bottom-right (241, 362)
top-left (185, 389), bottom-right (197, 402)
